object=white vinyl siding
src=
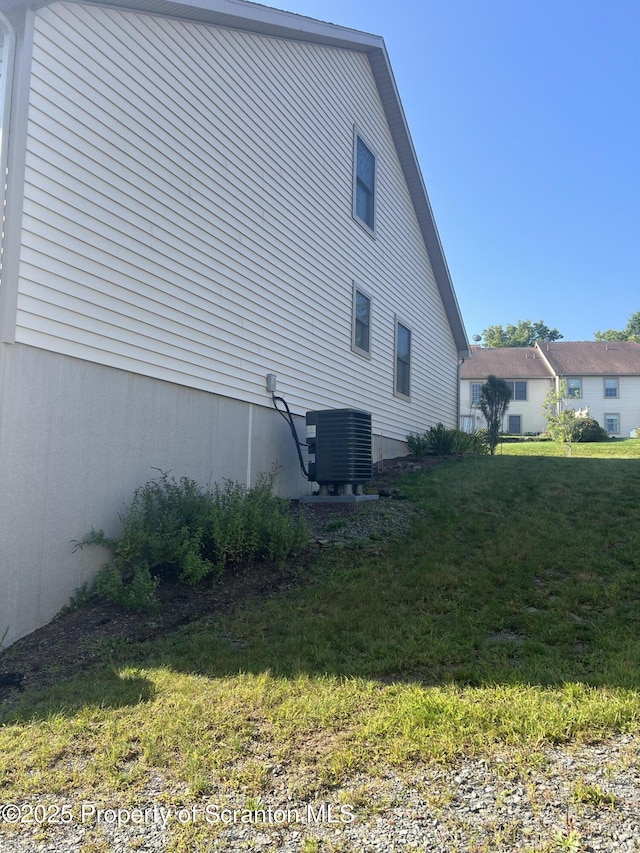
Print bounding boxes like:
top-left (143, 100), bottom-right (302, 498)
top-left (461, 376), bottom-right (553, 435)
top-left (573, 376), bottom-right (640, 438)
top-left (14, 3), bottom-right (459, 441)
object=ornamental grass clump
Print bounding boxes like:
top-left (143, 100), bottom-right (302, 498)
top-left (82, 471), bottom-right (307, 611)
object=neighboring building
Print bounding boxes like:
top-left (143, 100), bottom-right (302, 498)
top-left (460, 341), bottom-right (640, 436)
top-left (0, 0), bottom-right (469, 643)
top-left (460, 347), bottom-right (553, 435)
top-left (538, 341), bottom-right (640, 438)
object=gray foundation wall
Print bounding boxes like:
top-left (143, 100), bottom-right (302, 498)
top-left (0, 345), bottom-right (410, 645)
top-left (0, 344), bottom-right (314, 646)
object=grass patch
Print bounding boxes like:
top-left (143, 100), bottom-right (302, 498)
top-left (2, 444), bottom-right (640, 847)
top-left (497, 437), bottom-right (640, 458)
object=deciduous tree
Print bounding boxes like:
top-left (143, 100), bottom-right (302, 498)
top-left (481, 320), bottom-right (563, 348)
top-left (595, 311), bottom-right (640, 342)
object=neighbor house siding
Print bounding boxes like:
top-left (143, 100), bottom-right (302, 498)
top-left (13, 2), bottom-right (457, 441)
top-left (557, 375), bottom-right (640, 436)
top-left (461, 377), bottom-right (551, 435)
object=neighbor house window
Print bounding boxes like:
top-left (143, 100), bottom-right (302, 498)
top-left (605, 413), bottom-right (620, 434)
top-left (505, 380), bottom-right (527, 401)
top-left (566, 378), bottom-right (582, 398)
top-left (352, 286), bottom-right (371, 357)
top-left (354, 134), bottom-right (375, 231)
top-left (604, 378), bottom-right (619, 398)
top-left (471, 383), bottom-right (481, 406)
top-left (508, 414), bottom-right (522, 435)
top-left (395, 319), bottom-right (411, 399)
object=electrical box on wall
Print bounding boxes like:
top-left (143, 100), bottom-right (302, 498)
top-left (266, 373), bottom-right (277, 392)
top-left (305, 408), bottom-right (373, 496)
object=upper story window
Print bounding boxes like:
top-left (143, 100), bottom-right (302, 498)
top-left (471, 383), bottom-right (482, 406)
top-left (604, 377), bottom-right (619, 398)
top-left (352, 285), bottom-right (371, 357)
top-left (505, 380), bottom-right (527, 401)
top-left (395, 319), bottom-right (411, 399)
top-left (354, 134), bottom-right (376, 232)
top-left (566, 378), bottom-right (582, 398)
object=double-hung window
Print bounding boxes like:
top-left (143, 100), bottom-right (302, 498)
top-left (505, 380), bottom-right (527, 401)
top-left (354, 134), bottom-right (376, 232)
top-left (395, 319), bottom-right (411, 399)
top-left (352, 285), bottom-right (371, 357)
top-left (566, 378), bottom-right (582, 398)
top-left (604, 378), bottom-right (619, 398)
top-left (471, 383), bottom-right (482, 406)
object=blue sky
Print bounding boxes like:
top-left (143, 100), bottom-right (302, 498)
top-left (269, 0), bottom-right (640, 343)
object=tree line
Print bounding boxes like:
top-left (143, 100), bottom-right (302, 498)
top-left (479, 312), bottom-right (640, 347)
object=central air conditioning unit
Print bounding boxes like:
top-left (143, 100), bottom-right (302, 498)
top-left (305, 408), bottom-right (373, 496)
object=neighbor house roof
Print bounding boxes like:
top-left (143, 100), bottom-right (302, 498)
top-left (536, 341), bottom-right (640, 376)
top-left (460, 340), bottom-right (640, 381)
top-left (460, 346), bottom-right (554, 380)
top-left (0, 0), bottom-right (470, 356)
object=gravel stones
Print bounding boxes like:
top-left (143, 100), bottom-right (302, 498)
top-left (2, 734), bottom-right (639, 851)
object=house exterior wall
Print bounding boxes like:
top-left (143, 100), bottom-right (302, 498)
top-left (0, 1), bottom-right (459, 644)
top-left (555, 375), bottom-right (640, 437)
top-left (460, 377), bottom-right (552, 434)
top-left (12, 1), bottom-right (459, 439)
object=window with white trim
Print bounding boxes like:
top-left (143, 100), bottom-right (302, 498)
top-left (605, 413), bottom-right (620, 434)
top-left (395, 319), bottom-right (411, 399)
top-left (566, 378), bottom-right (582, 398)
top-left (471, 383), bottom-right (481, 406)
top-left (354, 134), bottom-right (376, 231)
top-left (352, 285), bottom-right (371, 357)
top-left (604, 378), bottom-right (619, 398)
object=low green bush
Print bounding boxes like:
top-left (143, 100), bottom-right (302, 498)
top-left (407, 423), bottom-right (487, 457)
top-left (547, 416), bottom-right (609, 444)
top-left (82, 471), bottom-right (307, 611)
top-left (572, 417), bottom-right (609, 442)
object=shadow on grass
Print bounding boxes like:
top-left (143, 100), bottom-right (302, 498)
top-left (1, 670), bottom-right (156, 723)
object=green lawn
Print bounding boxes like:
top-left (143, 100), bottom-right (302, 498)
top-left (499, 436), bottom-right (640, 458)
top-left (2, 441), bottom-right (640, 849)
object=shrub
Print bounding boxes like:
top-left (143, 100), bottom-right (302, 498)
top-left (82, 471), bottom-right (307, 611)
top-left (406, 431), bottom-right (432, 457)
top-left (407, 423), bottom-right (487, 457)
top-left (571, 417), bottom-right (608, 443)
top-left (547, 416), bottom-right (608, 444)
